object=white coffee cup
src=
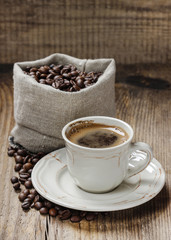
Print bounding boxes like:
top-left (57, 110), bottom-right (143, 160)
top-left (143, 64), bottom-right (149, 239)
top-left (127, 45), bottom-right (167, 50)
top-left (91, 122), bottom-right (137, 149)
top-left (62, 116), bottom-right (153, 193)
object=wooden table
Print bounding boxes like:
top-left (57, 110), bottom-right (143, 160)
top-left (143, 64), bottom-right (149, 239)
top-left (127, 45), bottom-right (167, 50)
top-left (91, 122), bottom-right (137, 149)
top-left (0, 63), bottom-right (170, 240)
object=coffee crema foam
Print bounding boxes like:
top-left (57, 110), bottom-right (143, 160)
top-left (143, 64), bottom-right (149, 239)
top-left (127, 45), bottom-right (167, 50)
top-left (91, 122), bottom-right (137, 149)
top-left (67, 122), bottom-right (129, 148)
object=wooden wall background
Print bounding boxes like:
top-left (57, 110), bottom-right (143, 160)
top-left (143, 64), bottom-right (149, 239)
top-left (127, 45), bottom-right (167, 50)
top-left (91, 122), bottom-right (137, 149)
top-left (0, 0), bottom-right (170, 64)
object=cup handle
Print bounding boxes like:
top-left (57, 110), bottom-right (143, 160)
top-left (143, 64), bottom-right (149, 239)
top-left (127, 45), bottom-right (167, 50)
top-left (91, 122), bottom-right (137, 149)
top-left (126, 142), bottom-right (153, 178)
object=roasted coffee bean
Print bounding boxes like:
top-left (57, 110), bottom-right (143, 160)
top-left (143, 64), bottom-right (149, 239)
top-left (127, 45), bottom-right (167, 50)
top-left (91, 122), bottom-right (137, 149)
top-left (47, 73), bottom-right (54, 79)
top-left (54, 205), bottom-right (63, 211)
top-left (17, 149), bottom-right (27, 157)
top-left (52, 82), bottom-right (60, 89)
top-left (19, 169), bottom-right (27, 174)
top-left (14, 163), bottom-right (22, 172)
top-left (30, 67), bottom-right (38, 72)
top-left (53, 66), bottom-right (61, 73)
top-left (76, 78), bottom-right (85, 88)
top-left (23, 189), bottom-right (30, 196)
top-left (49, 64), bottom-right (55, 69)
top-left (44, 200), bottom-right (54, 209)
top-left (36, 71), bottom-right (41, 78)
top-left (34, 195), bottom-right (40, 203)
top-left (23, 163), bottom-right (33, 171)
top-left (28, 169), bottom-right (32, 175)
top-left (18, 192), bottom-right (27, 202)
top-left (54, 75), bottom-right (63, 81)
top-left (19, 173), bottom-right (30, 179)
top-left (15, 155), bottom-right (23, 164)
top-left (80, 211), bottom-right (87, 218)
top-left (61, 67), bottom-right (69, 74)
top-left (73, 85), bottom-right (80, 91)
top-left (71, 71), bottom-right (78, 76)
top-left (31, 158), bottom-right (39, 165)
top-left (23, 155), bottom-right (30, 164)
top-left (24, 198), bottom-right (32, 204)
top-left (24, 180), bottom-right (33, 189)
top-left (45, 79), bottom-right (54, 85)
top-left (84, 80), bottom-right (92, 86)
top-left (11, 176), bottom-right (18, 184)
top-left (37, 152), bottom-right (45, 158)
top-left (19, 178), bottom-right (27, 184)
top-left (85, 212), bottom-right (96, 221)
top-left (27, 194), bottom-right (35, 201)
top-left (31, 202), bottom-right (35, 208)
top-left (8, 149), bottom-right (16, 156)
top-left (49, 208), bottom-right (58, 217)
top-left (22, 201), bottom-right (31, 210)
top-left (59, 209), bottom-right (72, 220)
top-left (34, 201), bottom-right (43, 210)
top-left (39, 66), bottom-right (49, 74)
top-left (58, 208), bottom-right (66, 215)
top-left (70, 215), bottom-right (82, 223)
top-left (13, 182), bottom-right (20, 190)
top-left (63, 73), bottom-right (71, 79)
top-left (30, 189), bottom-right (37, 196)
top-left (13, 152), bottom-right (18, 157)
top-left (40, 73), bottom-right (47, 79)
top-left (40, 207), bottom-right (48, 215)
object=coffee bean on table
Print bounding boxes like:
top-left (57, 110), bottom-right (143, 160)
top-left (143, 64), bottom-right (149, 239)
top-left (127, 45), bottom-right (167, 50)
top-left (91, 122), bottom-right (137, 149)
top-left (19, 173), bottom-right (30, 179)
top-left (17, 149), bottom-right (27, 157)
top-left (23, 189), bottom-right (30, 196)
top-left (30, 189), bottom-right (37, 196)
top-left (18, 192), bottom-right (27, 202)
top-left (85, 212), bottom-right (96, 221)
top-left (24, 180), bottom-right (33, 189)
top-left (40, 207), bottom-right (48, 215)
top-left (34, 202), bottom-right (43, 210)
top-left (49, 208), bottom-right (58, 217)
top-left (14, 163), bottom-right (22, 172)
top-left (59, 209), bottom-right (72, 220)
top-left (11, 176), bottom-right (18, 184)
top-left (19, 177), bottom-right (27, 184)
top-left (28, 169), bottom-right (33, 175)
top-left (23, 163), bottom-right (33, 171)
top-left (15, 155), bottom-right (23, 164)
top-left (8, 149), bottom-right (16, 156)
top-left (31, 158), bottom-right (39, 165)
top-left (27, 194), bottom-right (35, 201)
top-left (22, 199), bottom-right (31, 210)
top-left (19, 169), bottom-right (27, 174)
top-left (23, 155), bottom-right (30, 164)
top-left (44, 200), bottom-right (54, 209)
top-left (70, 215), bottom-right (82, 223)
top-left (13, 182), bottom-right (20, 190)
top-left (34, 195), bottom-right (40, 203)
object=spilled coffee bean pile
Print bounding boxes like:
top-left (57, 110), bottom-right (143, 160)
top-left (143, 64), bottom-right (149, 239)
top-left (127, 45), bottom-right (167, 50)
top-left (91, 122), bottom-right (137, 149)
top-left (24, 64), bottom-right (102, 92)
top-left (8, 146), bottom-right (102, 222)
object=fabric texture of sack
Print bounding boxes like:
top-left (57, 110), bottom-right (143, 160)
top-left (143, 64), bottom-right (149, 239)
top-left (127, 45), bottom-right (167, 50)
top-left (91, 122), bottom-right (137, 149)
top-left (11, 53), bottom-right (116, 153)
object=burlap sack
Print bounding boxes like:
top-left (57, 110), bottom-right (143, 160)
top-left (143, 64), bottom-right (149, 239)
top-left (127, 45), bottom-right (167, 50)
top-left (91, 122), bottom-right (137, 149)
top-left (11, 53), bottom-right (115, 153)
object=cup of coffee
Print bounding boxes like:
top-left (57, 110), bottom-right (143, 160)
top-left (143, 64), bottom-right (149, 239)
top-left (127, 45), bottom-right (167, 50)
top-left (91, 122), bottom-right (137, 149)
top-left (62, 116), bottom-right (153, 193)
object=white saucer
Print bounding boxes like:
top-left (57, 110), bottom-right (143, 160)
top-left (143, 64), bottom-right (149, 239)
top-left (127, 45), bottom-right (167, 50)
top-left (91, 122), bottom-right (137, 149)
top-left (32, 148), bottom-right (165, 212)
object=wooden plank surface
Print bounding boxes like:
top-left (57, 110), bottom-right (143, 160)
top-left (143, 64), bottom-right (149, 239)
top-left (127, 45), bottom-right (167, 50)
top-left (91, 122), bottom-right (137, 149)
top-left (0, 0), bottom-right (170, 64)
top-left (0, 63), bottom-right (170, 240)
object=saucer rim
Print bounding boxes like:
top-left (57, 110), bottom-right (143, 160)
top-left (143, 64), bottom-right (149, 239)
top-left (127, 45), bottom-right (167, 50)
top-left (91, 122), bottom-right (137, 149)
top-left (31, 148), bottom-right (166, 212)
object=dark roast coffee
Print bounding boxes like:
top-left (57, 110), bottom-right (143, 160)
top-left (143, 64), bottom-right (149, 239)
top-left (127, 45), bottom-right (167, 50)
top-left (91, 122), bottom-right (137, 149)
top-left (67, 122), bottom-right (129, 148)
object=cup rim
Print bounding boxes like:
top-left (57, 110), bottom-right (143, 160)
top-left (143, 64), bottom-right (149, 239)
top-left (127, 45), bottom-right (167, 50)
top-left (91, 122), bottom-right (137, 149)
top-left (62, 116), bottom-right (133, 151)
